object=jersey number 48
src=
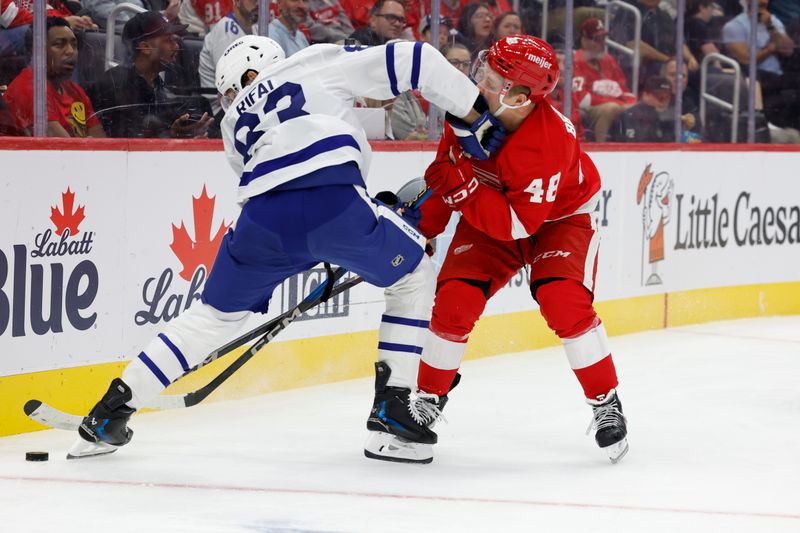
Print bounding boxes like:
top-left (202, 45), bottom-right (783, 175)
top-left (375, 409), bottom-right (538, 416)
top-left (525, 172), bottom-right (561, 203)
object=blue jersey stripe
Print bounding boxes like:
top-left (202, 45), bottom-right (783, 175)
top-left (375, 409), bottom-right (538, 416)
top-left (158, 333), bottom-right (190, 373)
top-left (378, 341), bottom-right (423, 355)
top-left (240, 134), bottom-right (361, 187)
top-left (138, 352), bottom-right (171, 387)
top-left (386, 42), bottom-right (399, 96)
top-left (411, 41), bottom-right (423, 90)
top-left (382, 314), bottom-right (430, 329)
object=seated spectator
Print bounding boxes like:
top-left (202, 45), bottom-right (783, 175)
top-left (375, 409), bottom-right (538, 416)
top-left (572, 18), bottom-right (635, 142)
top-left (609, 0), bottom-right (698, 89)
top-left (609, 75), bottom-right (674, 142)
top-left (1, 0), bottom-right (97, 31)
top-left (305, 0), bottom-right (353, 44)
top-left (685, 0), bottom-right (722, 66)
top-left (348, 0), bottom-right (405, 46)
top-left (269, 0), bottom-right (310, 56)
top-left (660, 57), bottom-right (702, 142)
top-left (4, 17), bottom-right (104, 136)
top-left (420, 14), bottom-right (456, 48)
top-left (441, 41), bottom-right (472, 76)
top-left (722, 0), bottom-right (799, 129)
top-left (83, 0), bottom-right (180, 31)
top-left (423, 0), bottom-right (511, 22)
top-left (180, 0), bottom-right (232, 37)
top-left (547, 47), bottom-right (585, 140)
top-left (543, 0), bottom-right (603, 45)
top-left (199, 0), bottom-right (258, 113)
top-left (89, 11), bottom-right (212, 137)
top-left (457, 2), bottom-right (494, 56)
top-left (494, 10), bottom-right (522, 40)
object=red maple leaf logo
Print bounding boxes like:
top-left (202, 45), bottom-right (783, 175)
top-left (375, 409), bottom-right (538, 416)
top-left (50, 187), bottom-right (86, 236)
top-left (170, 186), bottom-right (231, 281)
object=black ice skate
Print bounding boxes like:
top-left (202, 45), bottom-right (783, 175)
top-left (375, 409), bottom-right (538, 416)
top-left (586, 388), bottom-right (629, 464)
top-left (364, 361), bottom-right (442, 464)
top-left (67, 378), bottom-right (136, 459)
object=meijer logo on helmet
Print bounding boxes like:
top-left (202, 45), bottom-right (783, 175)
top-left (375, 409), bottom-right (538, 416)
top-left (526, 54), bottom-right (552, 70)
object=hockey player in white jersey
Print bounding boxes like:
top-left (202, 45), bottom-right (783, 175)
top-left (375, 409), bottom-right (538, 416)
top-left (69, 35), bottom-right (504, 459)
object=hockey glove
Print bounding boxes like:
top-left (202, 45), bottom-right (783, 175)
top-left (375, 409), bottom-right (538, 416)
top-left (425, 147), bottom-right (480, 209)
top-left (373, 190), bottom-right (422, 227)
top-left (445, 96), bottom-right (506, 160)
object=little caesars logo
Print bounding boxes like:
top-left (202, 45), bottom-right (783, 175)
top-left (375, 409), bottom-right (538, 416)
top-left (636, 164), bottom-right (674, 286)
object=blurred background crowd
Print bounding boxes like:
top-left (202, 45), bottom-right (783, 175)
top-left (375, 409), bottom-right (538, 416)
top-left (1, 0), bottom-right (798, 142)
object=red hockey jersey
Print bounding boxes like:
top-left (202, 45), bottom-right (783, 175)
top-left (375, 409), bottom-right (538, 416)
top-left (572, 50), bottom-right (636, 107)
top-left (425, 101), bottom-right (601, 241)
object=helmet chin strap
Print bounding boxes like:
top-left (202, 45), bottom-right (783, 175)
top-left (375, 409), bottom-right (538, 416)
top-left (493, 90), bottom-right (532, 118)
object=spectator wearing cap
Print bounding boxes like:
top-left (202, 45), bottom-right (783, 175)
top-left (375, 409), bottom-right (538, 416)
top-left (457, 2), bottom-right (494, 57)
top-left (420, 14), bottom-right (455, 48)
top-left (493, 10), bottom-right (522, 40)
top-left (89, 11), bottom-right (213, 137)
top-left (4, 17), bottom-right (104, 136)
top-left (269, 0), bottom-right (310, 56)
top-left (348, 0), bottom-right (405, 46)
top-left (609, 75), bottom-right (674, 142)
top-left (305, 0), bottom-right (353, 44)
top-left (660, 57), bottom-right (702, 142)
top-left (609, 0), bottom-right (698, 89)
top-left (199, 0), bottom-right (258, 114)
top-left (572, 17), bottom-right (635, 142)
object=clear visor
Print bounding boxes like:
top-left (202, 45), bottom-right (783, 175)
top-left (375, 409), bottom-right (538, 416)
top-left (219, 88), bottom-right (238, 112)
top-left (471, 50), bottom-right (512, 96)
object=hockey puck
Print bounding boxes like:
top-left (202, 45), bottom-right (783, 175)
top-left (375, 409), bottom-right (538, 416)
top-left (25, 451), bottom-right (49, 462)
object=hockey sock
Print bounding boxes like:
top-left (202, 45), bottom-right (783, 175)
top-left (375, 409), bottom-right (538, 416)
top-left (418, 280), bottom-right (486, 395)
top-left (122, 302), bottom-right (250, 408)
top-left (535, 279), bottom-right (618, 399)
top-left (379, 256), bottom-right (436, 389)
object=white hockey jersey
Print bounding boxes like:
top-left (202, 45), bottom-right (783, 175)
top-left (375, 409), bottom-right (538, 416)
top-left (220, 41), bottom-right (479, 202)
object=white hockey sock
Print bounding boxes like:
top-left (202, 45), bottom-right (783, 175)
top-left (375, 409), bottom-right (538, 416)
top-left (379, 255), bottom-right (435, 389)
top-left (122, 302), bottom-right (250, 408)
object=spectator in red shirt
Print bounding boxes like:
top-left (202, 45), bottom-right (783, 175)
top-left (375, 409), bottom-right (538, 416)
top-left (547, 47), bottom-right (585, 140)
top-left (572, 18), bottom-right (635, 142)
top-left (3, 17), bottom-right (104, 137)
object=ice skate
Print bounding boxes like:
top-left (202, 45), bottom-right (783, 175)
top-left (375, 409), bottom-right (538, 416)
top-left (68, 378), bottom-right (136, 459)
top-left (586, 389), bottom-right (628, 464)
top-left (364, 362), bottom-right (443, 464)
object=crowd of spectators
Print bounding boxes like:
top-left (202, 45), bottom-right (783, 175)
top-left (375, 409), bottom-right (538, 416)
top-left (0, 0), bottom-right (798, 143)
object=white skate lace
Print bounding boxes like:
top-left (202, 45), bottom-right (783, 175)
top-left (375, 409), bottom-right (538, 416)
top-left (585, 402), bottom-right (623, 436)
top-left (408, 392), bottom-right (445, 426)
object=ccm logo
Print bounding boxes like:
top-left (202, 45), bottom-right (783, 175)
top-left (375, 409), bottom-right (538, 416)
top-left (530, 250), bottom-right (571, 264)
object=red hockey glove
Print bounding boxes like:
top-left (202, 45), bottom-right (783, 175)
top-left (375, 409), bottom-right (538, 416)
top-left (425, 147), bottom-right (480, 209)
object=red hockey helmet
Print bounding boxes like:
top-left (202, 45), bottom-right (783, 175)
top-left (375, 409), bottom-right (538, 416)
top-left (486, 35), bottom-right (559, 100)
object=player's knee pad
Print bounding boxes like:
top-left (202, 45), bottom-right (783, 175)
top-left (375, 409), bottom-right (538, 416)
top-left (123, 302), bottom-right (250, 407)
top-left (534, 279), bottom-right (597, 339)
top-left (384, 254), bottom-right (436, 320)
top-left (430, 279), bottom-right (489, 341)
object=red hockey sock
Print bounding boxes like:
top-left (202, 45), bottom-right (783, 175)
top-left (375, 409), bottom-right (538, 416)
top-left (573, 354), bottom-right (618, 399)
top-left (418, 360), bottom-right (459, 397)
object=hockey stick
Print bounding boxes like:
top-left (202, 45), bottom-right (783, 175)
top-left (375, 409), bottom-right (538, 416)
top-left (21, 270), bottom-right (362, 429)
top-left (147, 187), bottom-right (432, 410)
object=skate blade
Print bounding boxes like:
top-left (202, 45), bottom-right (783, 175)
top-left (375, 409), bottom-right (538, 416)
top-left (364, 431), bottom-right (433, 464)
top-left (604, 438), bottom-right (629, 464)
top-left (66, 438), bottom-right (119, 460)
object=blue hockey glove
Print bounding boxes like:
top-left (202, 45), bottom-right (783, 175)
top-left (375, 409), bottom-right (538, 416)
top-left (445, 106), bottom-right (506, 160)
top-left (373, 191), bottom-right (422, 227)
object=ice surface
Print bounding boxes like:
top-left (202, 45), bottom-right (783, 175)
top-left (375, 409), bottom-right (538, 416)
top-left (1, 316), bottom-right (798, 533)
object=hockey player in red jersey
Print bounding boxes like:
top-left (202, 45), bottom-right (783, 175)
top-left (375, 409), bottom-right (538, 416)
top-left (364, 35), bottom-right (628, 465)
